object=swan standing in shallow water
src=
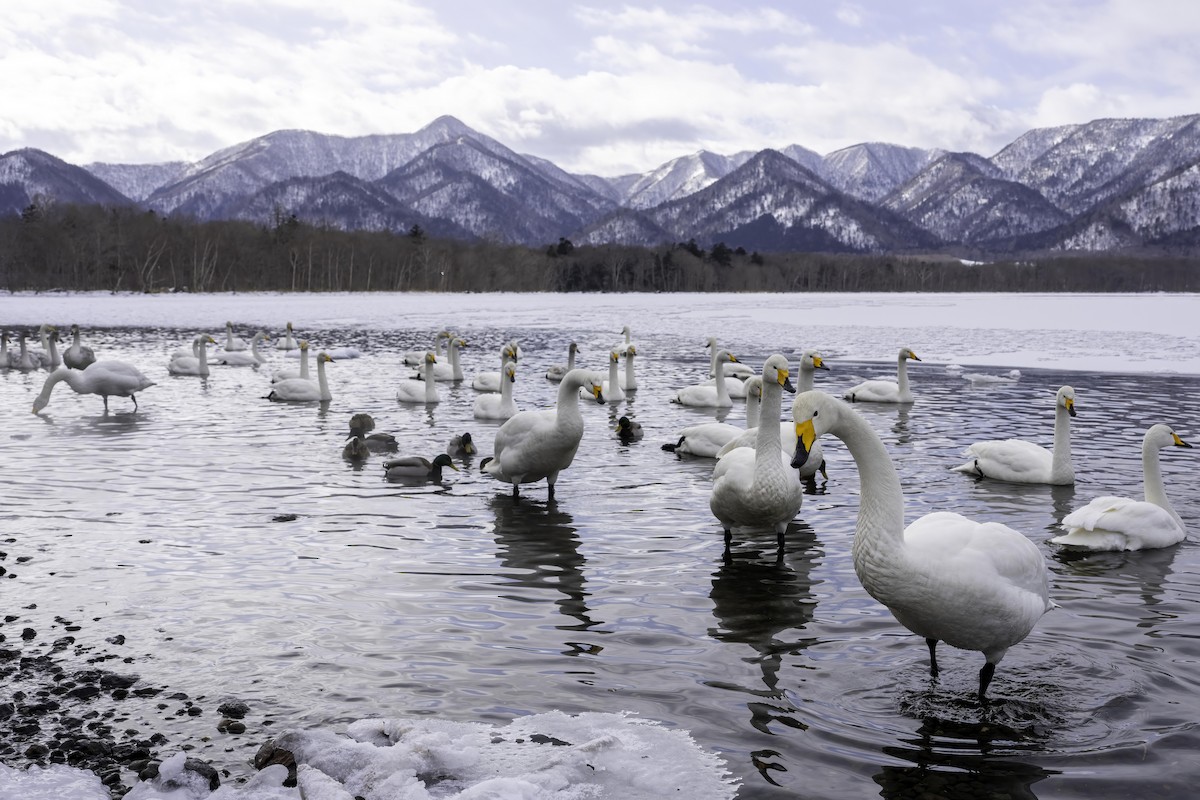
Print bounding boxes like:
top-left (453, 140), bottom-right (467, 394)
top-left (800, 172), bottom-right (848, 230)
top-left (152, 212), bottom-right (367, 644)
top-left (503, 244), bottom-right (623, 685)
top-left (168, 335), bottom-right (217, 377)
top-left (474, 362), bottom-right (519, 420)
top-left (33, 361), bottom-right (156, 413)
top-left (396, 352), bottom-right (440, 404)
top-left (64, 324), bottom-right (97, 369)
top-left (546, 342), bottom-right (579, 382)
top-left (272, 341), bottom-right (311, 383)
top-left (267, 352), bottom-right (332, 402)
top-left (481, 368), bottom-right (604, 499)
top-left (843, 348), bottom-right (921, 403)
top-left (663, 376), bottom-right (763, 457)
top-left (217, 331), bottom-right (271, 365)
top-left (223, 321), bottom-right (248, 352)
top-left (672, 350), bottom-right (739, 408)
top-left (473, 343), bottom-right (519, 392)
top-left (790, 390), bottom-right (1054, 702)
top-left (952, 386), bottom-right (1077, 485)
top-left (276, 322), bottom-right (299, 350)
top-left (709, 355), bottom-right (802, 544)
top-left (1052, 424), bottom-right (1192, 551)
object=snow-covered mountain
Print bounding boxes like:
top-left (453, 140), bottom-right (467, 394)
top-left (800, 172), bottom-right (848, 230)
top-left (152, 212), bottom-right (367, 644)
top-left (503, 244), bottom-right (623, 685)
top-left (5, 112), bottom-right (1200, 255)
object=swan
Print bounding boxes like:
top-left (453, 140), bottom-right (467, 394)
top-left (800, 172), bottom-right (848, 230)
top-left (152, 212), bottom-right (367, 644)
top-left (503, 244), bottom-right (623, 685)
top-left (267, 352), bottom-right (333, 402)
top-left (581, 350), bottom-right (625, 403)
top-left (790, 390), bottom-right (1054, 702)
top-left (10, 333), bottom-right (40, 371)
top-left (952, 386), bottom-right (1077, 485)
top-left (396, 352), bottom-right (440, 404)
top-left (272, 341), bottom-right (311, 383)
top-left (275, 321), bottom-right (299, 350)
top-left (963, 369), bottom-right (1021, 385)
top-left (706, 337), bottom-right (754, 380)
top-left (30, 324), bottom-right (59, 369)
top-left (546, 343), bottom-right (579, 382)
top-left (473, 343), bottom-right (519, 392)
top-left (167, 335), bottom-right (217, 377)
top-left (447, 432), bottom-right (477, 458)
top-left (709, 354), bottom-right (802, 543)
top-left (383, 453), bottom-right (458, 481)
top-left (714, 350), bottom-right (832, 480)
top-left (672, 350), bottom-right (738, 408)
top-left (223, 321), bottom-right (248, 352)
top-left (480, 367), bottom-right (605, 499)
top-left (474, 361), bottom-right (520, 420)
top-left (616, 416), bottom-right (644, 441)
top-left (0, 332), bottom-right (11, 369)
top-left (843, 348), bottom-right (921, 403)
top-left (63, 325), bottom-right (97, 370)
top-left (620, 345), bottom-right (638, 392)
top-left (170, 335), bottom-right (204, 361)
top-left (33, 361), bottom-right (156, 413)
top-left (617, 325), bottom-right (637, 355)
top-left (347, 413), bottom-right (399, 453)
top-left (663, 376), bottom-right (764, 457)
top-left (217, 331), bottom-right (271, 366)
top-left (1051, 424), bottom-right (1192, 551)
top-left (404, 330), bottom-right (452, 366)
top-left (422, 337), bottom-right (466, 382)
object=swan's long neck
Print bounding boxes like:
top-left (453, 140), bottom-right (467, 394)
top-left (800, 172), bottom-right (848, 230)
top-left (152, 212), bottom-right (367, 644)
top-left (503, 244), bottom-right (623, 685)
top-left (450, 343), bottom-right (462, 379)
top-left (609, 356), bottom-right (619, 388)
top-left (251, 336), bottom-right (262, 360)
top-left (316, 359), bottom-right (331, 401)
top-left (566, 347), bottom-right (576, 370)
top-left (501, 369), bottom-right (514, 404)
top-left (714, 359), bottom-right (730, 404)
top-left (709, 347), bottom-right (718, 377)
top-left (47, 336), bottom-right (60, 368)
top-left (746, 387), bottom-right (761, 428)
top-left (834, 408), bottom-right (909, 593)
top-left (72, 328), bottom-right (83, 350)
top-left (556, 374), bottom-right (586, 431)
top-left (299, 349), bottom-right (310, 380)
top-left (1050, 402), bottom-right (1073, 480)
top-left (198, 340), bottom-right (209, 371)
top-left (1142, 439), bottom-right (1182, 528)
top-left (896, 352), bottom-right (909, 395)
top-left (755, 379), bottom-right (784, 472)
top-left (799, 363), bottom-right (815, 393)
top-left (35, 369), bottom-right (72, 407)
top-left (226, 324), bottom-right (235, 347)
top-left (624, 354), bottom-right (636, 389)
top-left (424, 361), bottom-right (438, 401)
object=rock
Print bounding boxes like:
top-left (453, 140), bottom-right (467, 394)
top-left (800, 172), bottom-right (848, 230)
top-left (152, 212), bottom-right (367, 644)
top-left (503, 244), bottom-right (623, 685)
top-left (217, 699), bottom-right (250, 719)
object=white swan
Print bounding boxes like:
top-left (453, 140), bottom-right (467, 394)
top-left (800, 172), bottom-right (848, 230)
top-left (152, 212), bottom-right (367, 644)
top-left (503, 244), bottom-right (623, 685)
top-left (275, 321), bottom-right (299, 351)
top-left (31, 324), bottom-right (59, 369)
top-left (620, 345), bottom-right (638, 391)
top-left (546, 342), bottom-right (579, 382)
top-left (447, 432), bottom-right (477, 458)
top-left (272, 341), bottom-right (311, 383)
top-left (474, 361), bottom-right (519, 420)
top-left (473, 343), bottom-right (519, 392)
top-left (217, 331), bottom-right (271, 366)
top-left (223, 321), bottom-right (248, 352)
top-left (617, 325), bottom-right (637, 355)
top-left (64, 324), bottom-right (97, 369)
top-left (12, 333), bottom-right (40, 371)
top-left (709, 354), bottom-right (802, 543)
top-left (167, 335), bottom-right (217, 377)
top-left (616, 416), bottom-right (644, 441)
top-left (170, 335), bottom-right (204, 362)
top-left (423, 337), bottom-right (466, 382)
top-left (790, 390), bottom-right (1054, 702)
top-left (663, 376), bottom-right (763, 457)
top-left (672, 350), bottom-right (738, 408)
top-left (33, 361), bottom-right (156, 414)
top-left (952, 386), bottom-right (1077, 485)
top-left (581, 350), bottom-right (625, 403)
top-left (1051, 424), bottom-right (1192, 551)
top-left (383, 453), bottom-right (458, 481)
top-left (347, 413), bottom-right (399, 453)
top-left (706, 337), bottom-right (754, 380)
top-left (267, 352), bottom-right (332, 402)
top-left (843, 348), bottom-right (921, 403)
top-left (396, 352), bottom-right (440, 404)
top-left (404, 330), bottom-right (452, 366)
top-left (480, 367), bottom-right (604, 499)
top-left (0, 332), bottom-right (11, 369)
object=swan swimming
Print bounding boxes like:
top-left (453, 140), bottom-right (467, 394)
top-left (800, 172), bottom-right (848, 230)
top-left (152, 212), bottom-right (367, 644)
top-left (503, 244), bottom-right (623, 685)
top-left (672, 350), bottom-right (739, 408)
top-left (217, 331), bottom-right (271, 366)
top-left (952, 386), bottom-right (1077, 485)
top-left (474, 361), bottom-right (520, 420)
top-left (790, 390), bottom-right (1054, 702)
top-left (167, 335), bottom-right (218, 377)
top-left (546, 342), bottom-right (579, 382)
top-left (64, 324), bottom-right (97, 369)
top-left (223, 321), bottom-right (249, 352)
top-left (267, 352), bottom-right (333, 402)
top-left (843, 348), bottom-right (921, 403)
top-left (663, 376), bottom-right (763, 458)
top-left (581, 350), bottom-right (625, 403)
top-left (271, 341), bottom-right (311, 383)
top-left (473, 343), bottom-right (519, 392)
top-left (33, 360), bottom-right (156, 413)
top-left (404, 330), bottom-right (452, 367)
top-left (276, 321), bottom-right (299, 351)
top-left (1051, 424), bottom-right (1192, 551)
top-left (396, 352), bottom-right (440, 404)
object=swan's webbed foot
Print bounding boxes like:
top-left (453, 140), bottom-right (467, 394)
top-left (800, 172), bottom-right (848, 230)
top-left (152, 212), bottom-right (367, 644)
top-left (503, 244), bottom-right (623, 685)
top-left (926, 638), bottom-right (940, 677)
top-left (978, 662), bottom-right (996, 704)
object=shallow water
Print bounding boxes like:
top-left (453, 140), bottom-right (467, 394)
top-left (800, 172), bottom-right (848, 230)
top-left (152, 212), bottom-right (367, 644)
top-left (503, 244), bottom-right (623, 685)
top-left (3, 293), bottom-right (1200, 798)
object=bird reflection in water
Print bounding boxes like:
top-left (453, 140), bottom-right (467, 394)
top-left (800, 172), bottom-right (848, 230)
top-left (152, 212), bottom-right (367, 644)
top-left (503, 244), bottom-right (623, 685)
top-left (489, 496), bottom-right (600, 633)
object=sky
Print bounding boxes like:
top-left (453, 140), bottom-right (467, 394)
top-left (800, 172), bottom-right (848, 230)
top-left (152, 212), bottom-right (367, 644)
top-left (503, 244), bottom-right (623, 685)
top-left (2, 0), bottom-right (1199, 176)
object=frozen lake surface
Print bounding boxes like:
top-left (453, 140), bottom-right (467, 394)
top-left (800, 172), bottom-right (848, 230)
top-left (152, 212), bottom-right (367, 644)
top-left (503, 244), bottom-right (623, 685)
top-left (1, 291), bottom-right (1198, 798)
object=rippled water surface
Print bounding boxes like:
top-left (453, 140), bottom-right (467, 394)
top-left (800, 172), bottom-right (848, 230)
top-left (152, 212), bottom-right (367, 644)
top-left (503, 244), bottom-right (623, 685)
top-left (3, 292), bottom-right (1200, 798)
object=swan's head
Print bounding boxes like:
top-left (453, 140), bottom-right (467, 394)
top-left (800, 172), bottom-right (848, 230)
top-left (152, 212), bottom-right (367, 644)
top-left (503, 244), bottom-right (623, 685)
top-left (625, 345), bottom-right (637, 357)
top-left (203, 335), bottom-right (217, 346)
top-left (286, 322), bottom-right (293, 331)
top-left (424, 351), bottom-right (437, 364)
top-left (802, 350), bottom-right (829, 371)
top-left (715, 349), bottom-right (738, 364)
top-left (318, 352), bottom-right (334, 364)
top-left (705, 337), bottom-right (718, 349)
top-left (1056, 386), bottom-right (1077, 417)
top-left (453, 338), bottom-right (468, 350)
top-left (790, 390), bottom-right (844, 468)
top-left (585, 377), bottom-right (605, 405)
top-left (505, 363), bottom-right (517, 382)
top-left (503, 344), bottom-right (518, 362)
top-left (743, 376), bottom-right (763, 399)
top-left (71, 324), bottom-right (81, 335)
top-left (1146, 424), bottom-right (1191, 451)
top-left (621, 325), bottom-right (631, 337)
top-left (609, 350), bottom-right (620, 364)
top-left (299, 340), bottom-right (309, 351)
top-left (902, 348), bottom-right (921, 361)
top-left (763, 354), bottom-right (795, 393)
top-left (568, 342), bottom-right (578, 354)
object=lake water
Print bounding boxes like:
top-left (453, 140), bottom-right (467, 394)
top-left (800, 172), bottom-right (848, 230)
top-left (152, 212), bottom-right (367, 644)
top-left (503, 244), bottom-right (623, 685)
top-left (2, 291), bottom-right (1199, 798)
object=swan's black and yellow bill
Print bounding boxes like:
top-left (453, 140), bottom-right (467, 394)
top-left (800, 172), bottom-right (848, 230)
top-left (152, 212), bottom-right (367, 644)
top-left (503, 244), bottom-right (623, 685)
top-left (1065, 396), bottom-right (1076, 417)
top-left (1174, 433), bottom-right (1192, 448)
top-left (791, 419), bottom-right (816, 468)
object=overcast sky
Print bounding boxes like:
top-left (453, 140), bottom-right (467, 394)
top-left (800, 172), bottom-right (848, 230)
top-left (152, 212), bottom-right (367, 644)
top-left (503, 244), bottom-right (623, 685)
top-left (3, 0), bottom-right (1199, 176)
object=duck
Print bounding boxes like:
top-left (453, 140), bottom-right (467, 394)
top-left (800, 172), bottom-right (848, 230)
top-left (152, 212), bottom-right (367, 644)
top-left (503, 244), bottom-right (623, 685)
top-left (663, 376), bottom-right (764, 457)
top-left (581, 350), bottom-right (625, 403)
top-left (474, 362), bottom-right (520, 420)
top-left (383, 453), bottom-right (458, 481)
top-left (347, 413), bottom-right (399, 453)
top-left (1051, 424), bottom-right (1192, 551)
top-left (167, 335), bottom-right (218, 377)
top-left (267, 352), bottom-right (333, 402)
top-left (272, 340), bottom-right (311, 383)
top-left (473, 343), bottom-right (519, 392)
top-left (447, 432), bottom-right (477, 458)
top-left (671, 350), bottom-right (738, 408)
top-left (216, 331), bottom-right (271, 366)
top-left (404, 330), bottom-right (452, 367)
top-left (709, 354), bottom-right (802, 544)
top-left (843, 348), bottom-right (921, 403)
top-left (790, 390), bottom-right (1054, 703)
top-left (33, 360), bottom-right (156, 414)
top-left (546, 343), bottom-right (580, 382)
top-left (480, 367), bottom-right (605, 500)
top-left (952, 386), bottom-right (1077, 485)
top-left (275, 321), bottom-right (299, 350)
top-left (616, 416), bottom-right (644, 442)
top-left (222, 321), bottom-right (248, 352)
top-left (342, 435), bottom-right (372, 461)
top-left (396, 352), bottom-right (440, 404)
top-left (422, 337), bottom-right (467, 382)
top-left (63, 324), bottom-right (97, 369)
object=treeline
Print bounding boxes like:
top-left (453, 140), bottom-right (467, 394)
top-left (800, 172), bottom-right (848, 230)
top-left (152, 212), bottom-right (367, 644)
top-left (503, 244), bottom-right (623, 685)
top-left (0, 201), bottom-right (1195, 293)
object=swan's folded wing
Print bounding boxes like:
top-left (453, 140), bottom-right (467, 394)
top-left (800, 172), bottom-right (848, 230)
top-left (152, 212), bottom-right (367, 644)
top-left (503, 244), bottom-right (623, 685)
top-left (906, 512), bottom-right (1049, 601)
top-left (964, 439), bottom-right (1053, 479)
top-left (1055, 496), bottom-right (1184, 550)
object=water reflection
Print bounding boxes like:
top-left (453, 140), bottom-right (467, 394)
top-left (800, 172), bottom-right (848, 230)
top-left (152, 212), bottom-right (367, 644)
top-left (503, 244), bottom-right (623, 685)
top-left (489, 496), bottom-right (599, 632)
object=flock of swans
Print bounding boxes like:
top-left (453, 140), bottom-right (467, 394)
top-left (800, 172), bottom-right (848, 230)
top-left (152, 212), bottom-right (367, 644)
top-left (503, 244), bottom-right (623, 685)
top-left (9, 320), bottom-right (1193, 704)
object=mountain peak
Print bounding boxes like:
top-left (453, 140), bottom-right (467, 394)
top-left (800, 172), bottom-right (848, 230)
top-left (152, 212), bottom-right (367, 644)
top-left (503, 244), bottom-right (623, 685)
top-left (420, 115), bottom-right (476, 138)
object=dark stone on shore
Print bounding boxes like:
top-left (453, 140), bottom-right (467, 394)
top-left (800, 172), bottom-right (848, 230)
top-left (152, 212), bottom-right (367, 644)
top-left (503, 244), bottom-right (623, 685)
top-left (21, 628), bottom-right (36, 641)
top-left (184, 758), bottom-right (220, 791)
top-left (254, 738), bottom-right (299, 787)
top-left (217, 699), bottom-right (250, 719)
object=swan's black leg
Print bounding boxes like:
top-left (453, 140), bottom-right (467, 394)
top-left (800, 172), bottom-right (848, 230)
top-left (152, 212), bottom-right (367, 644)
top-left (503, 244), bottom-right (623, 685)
top-left (511, 484), bottom-right (520, 500)
top-left (132, 394), bottom-right (139, 411)
top-left (978, 662), bottom-right (996, 703)
top-left (103, 395), bottom-right (110, 412)
top-left (547, 483), bottom-right (555, 501)
top-left (926, 638), bottom-right (939, 677)
top-left (723, 528), bottom-right (732, 547)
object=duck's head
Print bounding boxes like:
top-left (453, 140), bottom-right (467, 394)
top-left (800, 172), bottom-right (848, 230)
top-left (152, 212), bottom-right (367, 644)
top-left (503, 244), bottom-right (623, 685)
top-left (433, 453), bottom-right (459, 472)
